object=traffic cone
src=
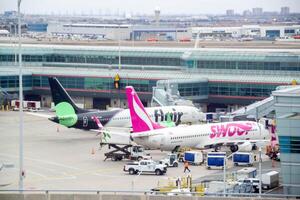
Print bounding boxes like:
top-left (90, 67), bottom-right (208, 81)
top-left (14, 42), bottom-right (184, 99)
top-left (91, 147), bottom-right (95, 155)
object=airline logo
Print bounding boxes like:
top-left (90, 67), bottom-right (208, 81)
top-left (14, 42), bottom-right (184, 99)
top-left (210, 122), bottom-right (253, 139)
top-left (126, 86), bottom-right (163, 133)
top-left (154, 108), bottom-right (183, 125)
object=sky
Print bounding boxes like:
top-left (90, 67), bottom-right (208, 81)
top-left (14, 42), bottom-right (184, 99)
top-left (1, 0), bottom-right (300, 15)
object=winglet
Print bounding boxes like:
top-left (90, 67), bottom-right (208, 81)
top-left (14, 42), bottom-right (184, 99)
top-left (126, 86), bottom-right (163, 133)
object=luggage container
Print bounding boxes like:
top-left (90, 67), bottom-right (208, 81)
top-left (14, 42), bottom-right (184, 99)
top-left (184, 151), bottom-right (204, 165)
top-left (233, 152), bottom-right (254, 166)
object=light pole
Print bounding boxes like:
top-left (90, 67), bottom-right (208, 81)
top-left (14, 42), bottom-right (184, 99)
top-left (259, 147), bottom-right (262, 197)
top-left (118, 24), bottom-right (121, 70)
top-left (15, 24), bottom-right (17, 65)
top-left (223, 155), bottom-right (226, 195)
top-left (17, 0), bottom-right (24, 191)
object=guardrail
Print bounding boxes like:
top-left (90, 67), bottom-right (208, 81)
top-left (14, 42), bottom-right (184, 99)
top-left (0, 189), bottom-right (299, 199)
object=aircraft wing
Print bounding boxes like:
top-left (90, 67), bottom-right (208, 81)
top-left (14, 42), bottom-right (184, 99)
top-left (26, 112), bottom-right (55, 118)
top-left (198, 139), bottom-right (270, 149)
top-left (91, 128), bottom-right (133, 146)
top-left (131, 131), bottom-right (163, 138)
top-left (222, 139), bottom-right (270, 147)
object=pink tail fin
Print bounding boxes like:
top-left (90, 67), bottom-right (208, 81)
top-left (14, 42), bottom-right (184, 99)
top-left (126, 86), bottom-right (163, 133)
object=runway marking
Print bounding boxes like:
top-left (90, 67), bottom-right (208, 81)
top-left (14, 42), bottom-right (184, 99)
top-left (26, 170), bottom-right (48, 178)
top-left (0, 153), bottom-right (81, 170)
top-left (94, 173), bottom-right (124, 178)
top-left (25, 163), bottom-right (65, 174)
top-left (22, 167), bottom-right (120, 185)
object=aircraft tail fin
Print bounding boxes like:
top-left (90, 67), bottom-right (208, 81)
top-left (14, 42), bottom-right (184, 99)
top-left (126, 86), bottom-right (164, 133)
top-left (48, 77), bottom-right (88, 114)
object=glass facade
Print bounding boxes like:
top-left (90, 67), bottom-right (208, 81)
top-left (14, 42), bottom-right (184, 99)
top-left (0, 45), bottom-right (298, 102)
top-left (196, 60), bottom-right (299, 71)
top-left (273, 89), bottom-right (300, 196)
top-left (279, 136), bottom-right (300, 153)
top-left (32, 75), bottom-right (157, 93)
top-left (0, 54), bottom-right (181, 68)
top-left (178, 82), bottom-right (208, 97)
top-left (209, 82), bottom-right (278, 97)
top-left (0, 75), bottom-right (32, 90)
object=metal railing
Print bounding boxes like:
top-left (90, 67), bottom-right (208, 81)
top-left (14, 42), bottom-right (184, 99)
top-left (0, 189), bottom-right (299, 199)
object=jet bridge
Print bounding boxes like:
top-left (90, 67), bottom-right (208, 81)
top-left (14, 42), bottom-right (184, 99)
top-left (231, 96), bottom-right (275, 119)
top-left (151, 79), bottom-right (208, 107)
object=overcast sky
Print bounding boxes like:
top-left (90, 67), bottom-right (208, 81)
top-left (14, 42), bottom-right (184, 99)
top-left (1, 0), bottom-right (300, 15)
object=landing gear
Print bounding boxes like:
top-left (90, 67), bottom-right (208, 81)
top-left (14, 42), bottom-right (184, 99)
top-left (171, 145), bottom-right (181, 153)
top-left (230, 145), bottom-right (239, 153)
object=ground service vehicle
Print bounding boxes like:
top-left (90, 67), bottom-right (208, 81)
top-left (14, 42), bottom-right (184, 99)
top-left (238, 178), bottom-right (260, 192)
top-left (207, 152), bottom-right (226, 169)
top-left (184, 151), bottom-right (204, 165)
top-left (262, 171), bottom-right (279, 189)
top-left (237, 167), bottom-right (257, 180)
top-left (233, 152), bottom-right (254, 166)
top-left (104, 145), bottom-right (151, 161)
top-left (159, 153), bottom-right (179, 167)
top-left (123, 160), bottom-right (167, 175)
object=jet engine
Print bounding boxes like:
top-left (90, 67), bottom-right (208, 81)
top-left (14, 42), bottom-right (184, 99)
top-left (230, 141), bottom-right (253, 152)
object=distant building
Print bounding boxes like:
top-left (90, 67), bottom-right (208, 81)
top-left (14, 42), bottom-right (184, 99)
top-left (252, 7), bottom-right (263, 16)
top-left (154, 7), bottom-right (161, 26)
top-left (27, 23), bottom-right (48, 32)
top-left (281, 7), bottom-right (290, 15)
top-left (191, 25), bottom-right (300, 39)
top-left (47, 23), bottom-right (132, 40)
top-left (226, 9), bottom-right (234, 16)
top-left (4, 11), bottom-right (17, 18)
top-left (243, 10), bottom-right (252, 16)
top-left (47, 23), bottom-right (190, 41)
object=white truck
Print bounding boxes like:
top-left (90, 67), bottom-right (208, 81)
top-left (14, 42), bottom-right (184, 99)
top-left (262, 171), bottom-right (279, 189)
top-left (159, 153), bottom-right (179, 167)
top-left (123, 160), bottom-right (167, 175)
top-left (104, 145), bottom-right (151, 161)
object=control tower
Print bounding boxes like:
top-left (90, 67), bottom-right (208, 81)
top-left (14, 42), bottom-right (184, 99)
top-left (154, 7), bottom-right (160, 26)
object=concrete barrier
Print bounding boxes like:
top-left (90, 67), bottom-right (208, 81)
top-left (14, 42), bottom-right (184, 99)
top-left (0, 193), bottom-right (295, 200)
top-left (101, 194), bottom-right (145, 200)
top-left (25, 193), bottom-right (47, 200)
top-left (0, 193), bottom-right (24, 200)
top-left (74, 194), bottom-right (100, 200)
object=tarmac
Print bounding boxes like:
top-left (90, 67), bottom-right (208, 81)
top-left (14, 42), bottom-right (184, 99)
top-left (0, 110), bottom-right (280, 191)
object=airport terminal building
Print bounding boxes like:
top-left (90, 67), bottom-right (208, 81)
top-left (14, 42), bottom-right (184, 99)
top-left (0, 44), bottom-right (299, 111)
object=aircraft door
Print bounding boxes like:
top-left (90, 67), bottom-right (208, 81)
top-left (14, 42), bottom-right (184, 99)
top-left (160, 135), bottom-right (166, 149)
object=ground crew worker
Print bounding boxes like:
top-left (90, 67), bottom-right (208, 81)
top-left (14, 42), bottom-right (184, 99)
top-left (184, 160), bottom-right (191, 173)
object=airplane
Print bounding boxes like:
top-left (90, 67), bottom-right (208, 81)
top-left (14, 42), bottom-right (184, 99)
top-left (48, 77), bottom-right (203, 130)
top-left (125, 86), bottom-right (271, 152)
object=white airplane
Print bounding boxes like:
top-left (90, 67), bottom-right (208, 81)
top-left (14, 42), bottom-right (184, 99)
top-left (47, 77), bottom-right (203, 130)
top-left (125, 86), bottom-right (270, 152)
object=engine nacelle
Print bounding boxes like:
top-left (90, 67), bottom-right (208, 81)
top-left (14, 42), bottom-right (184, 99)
top-left (230, 141), bottom-right (253, 152)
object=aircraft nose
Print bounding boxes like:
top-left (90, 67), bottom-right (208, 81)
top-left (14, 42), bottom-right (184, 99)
top-left (49, 116), bottom-right (59, 123)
